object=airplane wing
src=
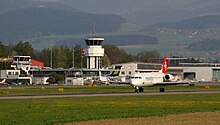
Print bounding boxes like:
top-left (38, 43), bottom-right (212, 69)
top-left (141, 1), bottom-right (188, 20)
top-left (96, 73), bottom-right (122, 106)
top-left (153, 81), bottom-right (189, 86)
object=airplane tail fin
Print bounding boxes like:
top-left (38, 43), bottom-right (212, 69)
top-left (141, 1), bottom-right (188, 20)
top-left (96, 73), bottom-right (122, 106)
top-left (109, 65), bottom-right (122, 76)
top-left (161, 56), bottom-right (168, 74)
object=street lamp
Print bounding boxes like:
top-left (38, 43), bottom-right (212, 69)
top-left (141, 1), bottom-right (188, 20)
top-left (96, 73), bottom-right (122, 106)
top-left (49, 41), bottom-right (54, 69)
top-left (72, 45), bottom-right (75, 68)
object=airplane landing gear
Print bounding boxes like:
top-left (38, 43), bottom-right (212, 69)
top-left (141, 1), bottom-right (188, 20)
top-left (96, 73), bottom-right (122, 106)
top-left (139, 87), bottom-right (144, 92)
top-left (159, 88), bottom-right (165, 92)
top-left (134, 86), bottom-right (144, 93)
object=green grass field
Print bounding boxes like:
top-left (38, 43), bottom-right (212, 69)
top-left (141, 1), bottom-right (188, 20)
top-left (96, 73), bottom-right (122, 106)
top-left (0, 86), bottom-right (220, 125)
top-left (0, 93), bottom-right (219, 125)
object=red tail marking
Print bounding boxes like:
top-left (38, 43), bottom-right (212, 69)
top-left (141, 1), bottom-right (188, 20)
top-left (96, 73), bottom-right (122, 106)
top-left (162, 56), bottom-right (168, 74)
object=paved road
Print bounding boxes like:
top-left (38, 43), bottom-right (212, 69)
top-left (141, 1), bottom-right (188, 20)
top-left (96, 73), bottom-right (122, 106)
top-left (0, 90), bottom-right (220, 100)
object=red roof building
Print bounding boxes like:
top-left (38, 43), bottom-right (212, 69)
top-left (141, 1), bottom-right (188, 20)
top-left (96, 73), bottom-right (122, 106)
top-left (31, 59), bottom-right (44, 69)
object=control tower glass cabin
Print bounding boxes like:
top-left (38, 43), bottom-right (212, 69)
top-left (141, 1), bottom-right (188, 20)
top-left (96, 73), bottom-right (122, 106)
top-left (84, 38), bottom-right (104, 69)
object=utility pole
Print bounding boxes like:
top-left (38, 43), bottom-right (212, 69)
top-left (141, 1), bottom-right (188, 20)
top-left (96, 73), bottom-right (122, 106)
top-left (139, 55), bottom-right (141, 62)
top-left (50, 41), bottom-right (53, 69)
top-left (72, 45), bottom-right (74, 68)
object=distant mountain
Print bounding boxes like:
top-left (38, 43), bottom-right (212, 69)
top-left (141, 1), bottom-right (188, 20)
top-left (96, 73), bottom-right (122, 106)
top-left (0, 0), bottom-right (79, 14)
top-left (58, 0), bottom-right (220, 25)
top-left (0, 0), bottom-right (18, 14)
top-left (155, 15), bottom-right (220, 29)
top-left (0, 0), bottom-right (125, 43)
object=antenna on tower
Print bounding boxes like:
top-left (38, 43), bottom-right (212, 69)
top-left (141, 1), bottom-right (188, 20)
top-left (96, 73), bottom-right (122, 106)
top-left (92, 23), bottom-right (96, 35)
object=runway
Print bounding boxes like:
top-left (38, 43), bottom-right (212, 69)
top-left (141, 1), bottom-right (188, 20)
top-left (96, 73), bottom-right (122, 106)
top-left (0, 90), bottom-right (220, 100)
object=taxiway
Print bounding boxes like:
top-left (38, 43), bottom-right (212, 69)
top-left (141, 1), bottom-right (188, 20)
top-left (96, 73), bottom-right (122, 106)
top-left (0, 90), bottom-right (220, 100)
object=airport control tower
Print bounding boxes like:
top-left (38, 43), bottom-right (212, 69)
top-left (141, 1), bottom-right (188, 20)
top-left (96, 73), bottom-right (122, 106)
top-left (84, 37), bottom-right (104, 69)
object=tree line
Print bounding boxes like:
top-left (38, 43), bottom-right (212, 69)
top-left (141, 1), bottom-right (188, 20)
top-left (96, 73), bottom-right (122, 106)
top-left (0, 41), bottom-right (160, 68)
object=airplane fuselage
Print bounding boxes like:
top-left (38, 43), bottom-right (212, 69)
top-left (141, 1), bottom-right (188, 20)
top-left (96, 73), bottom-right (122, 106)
top-left (129, 72), bottom-right (165, 87)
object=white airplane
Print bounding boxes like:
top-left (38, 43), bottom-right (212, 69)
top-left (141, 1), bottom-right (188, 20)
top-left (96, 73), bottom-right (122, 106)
top-left (0, 79), bottom-right (6, 85)
top-left (129, 56), bottom-right (189, 92)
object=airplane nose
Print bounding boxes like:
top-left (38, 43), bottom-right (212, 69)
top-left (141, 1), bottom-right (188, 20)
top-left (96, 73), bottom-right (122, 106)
top-left (129, 80), bottom-right (135, 86)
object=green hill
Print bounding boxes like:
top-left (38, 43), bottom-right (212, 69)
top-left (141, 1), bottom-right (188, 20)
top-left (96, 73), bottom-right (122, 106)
top-left (59, 0), bottom-right (220, 25)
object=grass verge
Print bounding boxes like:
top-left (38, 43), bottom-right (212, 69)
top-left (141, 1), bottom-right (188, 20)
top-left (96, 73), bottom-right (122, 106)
top-left (0, 93), bottom-right (219, 125)
top-left (0, 85), bottom-right (219, 95)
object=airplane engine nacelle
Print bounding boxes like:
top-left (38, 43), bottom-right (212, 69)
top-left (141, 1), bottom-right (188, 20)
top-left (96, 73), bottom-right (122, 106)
top-left (164, 74), bottom-right (174, 81)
